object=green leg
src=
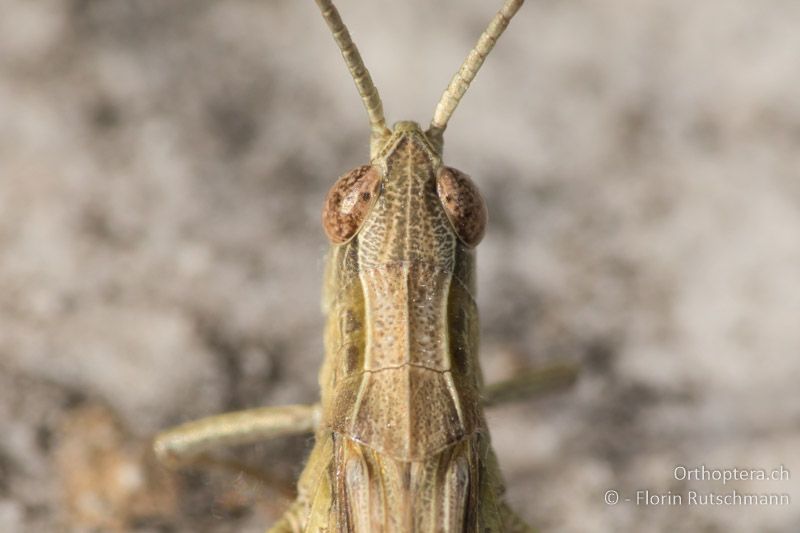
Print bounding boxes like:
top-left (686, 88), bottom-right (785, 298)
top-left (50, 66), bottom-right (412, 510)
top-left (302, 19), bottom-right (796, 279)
top-left (153, 403), bottom-right (320, 466)
top-left (482, 361), bottom-right (579, 407)
top-left (154, 404), bottom-right (321, 529)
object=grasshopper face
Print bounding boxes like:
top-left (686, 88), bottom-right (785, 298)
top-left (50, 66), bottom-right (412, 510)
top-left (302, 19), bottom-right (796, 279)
top-left (314, 111), bottom-right (519, 529)
top-left (322, 121), bottom-right (487, 252)
top-left (319, 119), bottom-right (489, 462)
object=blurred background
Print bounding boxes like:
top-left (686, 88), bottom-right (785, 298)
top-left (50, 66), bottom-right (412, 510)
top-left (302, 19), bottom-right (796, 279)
top-left (1, 0), bottom-right (798, 531)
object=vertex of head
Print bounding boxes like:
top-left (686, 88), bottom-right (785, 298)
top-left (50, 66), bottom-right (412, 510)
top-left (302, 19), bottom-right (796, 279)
top-left (370, 121), bottom-right (441, 165)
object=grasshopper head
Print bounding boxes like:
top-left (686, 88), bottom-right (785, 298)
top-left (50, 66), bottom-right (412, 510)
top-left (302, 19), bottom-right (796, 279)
top-left (322, 119), bottom-right (486, 249)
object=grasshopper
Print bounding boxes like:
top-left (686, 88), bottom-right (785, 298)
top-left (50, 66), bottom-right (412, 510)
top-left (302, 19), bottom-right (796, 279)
top-left (155, 0), bottom-right (574, 530)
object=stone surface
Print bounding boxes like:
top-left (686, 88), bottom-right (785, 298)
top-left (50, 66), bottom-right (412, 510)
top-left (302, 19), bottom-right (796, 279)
top-left (0, 0), bottom-right (798, 531)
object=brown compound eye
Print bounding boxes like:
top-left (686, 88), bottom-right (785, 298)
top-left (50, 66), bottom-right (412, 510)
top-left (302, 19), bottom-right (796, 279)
top-left (436, 166), bottom-right (487, 247)
top-left (322, 165), bottom-right (381, 244)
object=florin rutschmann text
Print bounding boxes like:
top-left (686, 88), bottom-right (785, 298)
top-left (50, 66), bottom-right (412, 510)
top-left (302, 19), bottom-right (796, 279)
top-left (603, 464), bottom-right (791, 507)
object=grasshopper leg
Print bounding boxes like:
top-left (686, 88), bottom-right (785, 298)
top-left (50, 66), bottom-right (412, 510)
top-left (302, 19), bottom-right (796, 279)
top-left (153, 403), bottom-right (321, 467)
top-left (482, 361), bottom-right (579, 407)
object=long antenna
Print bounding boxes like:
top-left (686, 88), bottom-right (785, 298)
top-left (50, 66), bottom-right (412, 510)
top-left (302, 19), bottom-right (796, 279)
top-left (428, 0), bottom-right (525, 144)
top-left (314, 0), bottom-right (391, 154)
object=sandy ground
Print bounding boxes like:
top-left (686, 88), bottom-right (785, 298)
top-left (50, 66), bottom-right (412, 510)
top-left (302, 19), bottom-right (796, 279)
top-left (1, 0), bottom-right (798, 531)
